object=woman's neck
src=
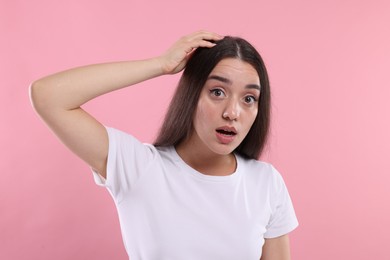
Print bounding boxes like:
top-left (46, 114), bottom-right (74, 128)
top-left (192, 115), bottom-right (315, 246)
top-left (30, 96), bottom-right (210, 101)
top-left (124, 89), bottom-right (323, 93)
top-left (175, 138), bottom-right (237, 176)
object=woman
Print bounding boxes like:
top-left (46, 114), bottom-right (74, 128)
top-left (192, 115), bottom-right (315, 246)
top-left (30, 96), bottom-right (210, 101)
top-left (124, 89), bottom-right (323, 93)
top-left (30, 31), bottom-right (298, 259)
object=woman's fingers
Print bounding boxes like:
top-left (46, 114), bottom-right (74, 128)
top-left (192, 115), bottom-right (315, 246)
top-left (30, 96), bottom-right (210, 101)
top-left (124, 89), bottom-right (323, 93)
top-left (159, 31), bottom-right (223, 74)
top-left (183, 31), bottom-right (223, 50)
top-left (186, 30), bottom-right (223, 42)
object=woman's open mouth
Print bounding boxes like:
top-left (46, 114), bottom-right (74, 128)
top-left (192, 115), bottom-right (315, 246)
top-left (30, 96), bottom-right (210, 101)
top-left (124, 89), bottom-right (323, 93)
top-left (215, 127), bottom-right (237, 144)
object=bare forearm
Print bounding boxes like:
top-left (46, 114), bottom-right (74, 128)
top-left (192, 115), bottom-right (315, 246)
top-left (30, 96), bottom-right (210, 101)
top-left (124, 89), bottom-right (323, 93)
top-left (30, 57), bottom-right (164, 112)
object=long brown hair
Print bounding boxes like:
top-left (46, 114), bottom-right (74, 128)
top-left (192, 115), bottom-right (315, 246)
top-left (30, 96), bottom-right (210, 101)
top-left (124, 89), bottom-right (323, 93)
top-left (154, 36), bottom-right (270, 159)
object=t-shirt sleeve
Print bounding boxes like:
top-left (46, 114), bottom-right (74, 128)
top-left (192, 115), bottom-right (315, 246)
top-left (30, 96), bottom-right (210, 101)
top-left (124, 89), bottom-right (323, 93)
top-left (92, 126), bottom-right (157, 203)
top-left (263, 166), bottom-right (299, 238)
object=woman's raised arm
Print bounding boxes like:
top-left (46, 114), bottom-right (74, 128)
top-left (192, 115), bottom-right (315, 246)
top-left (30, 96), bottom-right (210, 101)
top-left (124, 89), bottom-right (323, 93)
top-left (29, 31), bottom-right (222, 179)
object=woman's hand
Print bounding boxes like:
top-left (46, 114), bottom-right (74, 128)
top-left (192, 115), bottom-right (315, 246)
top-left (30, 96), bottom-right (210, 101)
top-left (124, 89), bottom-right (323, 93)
top-left (158, 30), bottom-right (223, 74)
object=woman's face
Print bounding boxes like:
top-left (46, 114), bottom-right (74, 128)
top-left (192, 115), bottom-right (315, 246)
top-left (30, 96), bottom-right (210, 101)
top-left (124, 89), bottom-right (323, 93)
top-left (191, 58), bottom-right (260, 155)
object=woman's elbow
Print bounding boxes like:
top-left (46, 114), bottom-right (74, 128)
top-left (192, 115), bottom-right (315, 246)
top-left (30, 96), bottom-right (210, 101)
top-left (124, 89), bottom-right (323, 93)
top-left (29, 80), bottom-right (51, 114)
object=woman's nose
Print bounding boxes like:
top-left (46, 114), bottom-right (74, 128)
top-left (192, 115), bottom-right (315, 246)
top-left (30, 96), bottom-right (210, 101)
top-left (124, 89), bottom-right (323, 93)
top-left (222, 101), bottom-right (240, 121)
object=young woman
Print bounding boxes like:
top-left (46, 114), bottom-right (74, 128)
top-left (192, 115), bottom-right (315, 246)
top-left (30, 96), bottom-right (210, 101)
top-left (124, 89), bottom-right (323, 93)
top-left (30, 31), bottom-right (298, 259)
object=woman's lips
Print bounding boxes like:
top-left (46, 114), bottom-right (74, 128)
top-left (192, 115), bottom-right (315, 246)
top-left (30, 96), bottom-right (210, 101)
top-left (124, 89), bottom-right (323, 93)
top-left (215, 127), bottom-right (237, 144)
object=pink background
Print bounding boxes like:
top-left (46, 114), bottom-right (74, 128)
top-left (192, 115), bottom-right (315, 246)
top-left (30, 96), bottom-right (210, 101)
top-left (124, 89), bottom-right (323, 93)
top-left (1, 0), bottom-right (390, 259)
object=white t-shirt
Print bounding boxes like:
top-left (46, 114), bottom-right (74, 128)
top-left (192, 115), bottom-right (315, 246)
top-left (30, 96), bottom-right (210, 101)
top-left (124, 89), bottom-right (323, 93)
top-left (93, 127), bottom-right (298, 260)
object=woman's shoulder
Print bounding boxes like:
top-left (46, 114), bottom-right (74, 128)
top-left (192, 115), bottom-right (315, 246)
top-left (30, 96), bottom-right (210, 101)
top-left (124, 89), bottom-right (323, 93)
top-left (237, 154), bottom-right (274, 171)
top-left (237, 156), bottom-right (289, 197)
top-left (237, 154), bottom-right (282, 181)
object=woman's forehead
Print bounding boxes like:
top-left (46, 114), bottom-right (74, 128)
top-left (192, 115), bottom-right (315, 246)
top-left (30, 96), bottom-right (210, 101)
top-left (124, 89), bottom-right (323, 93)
top-left (208, 58), bottom-right (260, 85)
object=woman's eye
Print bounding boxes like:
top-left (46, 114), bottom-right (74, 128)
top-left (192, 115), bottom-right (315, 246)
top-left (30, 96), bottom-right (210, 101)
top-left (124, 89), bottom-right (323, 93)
top-left (244, 96), bottom-right (257, 104)
top-left (210, 89), bottom-right (225, 97)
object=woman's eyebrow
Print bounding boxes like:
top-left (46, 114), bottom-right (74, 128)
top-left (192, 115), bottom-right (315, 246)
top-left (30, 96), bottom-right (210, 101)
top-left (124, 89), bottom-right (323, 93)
top-left (208, 75), bottom-right (260, 91)
top-left (246, 84), bottom-right (261, 91)
top-left (208, 75), bottom-right (231, 84)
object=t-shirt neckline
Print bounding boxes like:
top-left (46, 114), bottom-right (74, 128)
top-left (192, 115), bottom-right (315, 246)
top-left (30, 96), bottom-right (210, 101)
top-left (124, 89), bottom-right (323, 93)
top-left (169, 146), bottom-right (242, 182)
